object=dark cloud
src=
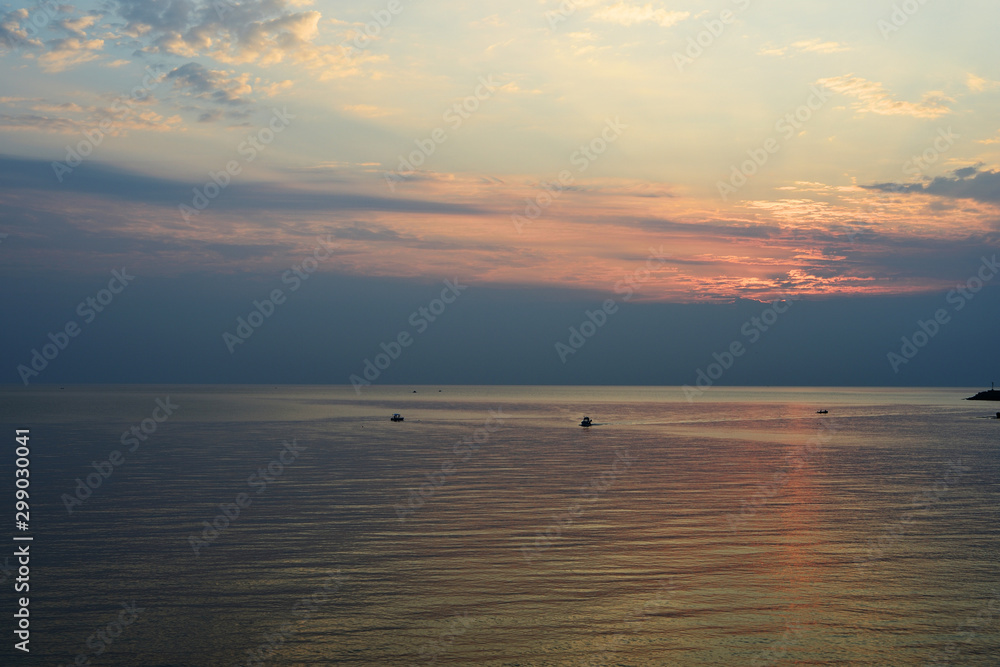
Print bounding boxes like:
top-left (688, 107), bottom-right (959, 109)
top-left (221, 184), bottom-right (487, 216)
top-left (0, 155), bottom-right (487, 216)
top-left (864, 167), bottom-right (1000, 203)
top-left (0, 195), bottom-right (286, 260)
top-left (166, 62), bottom-right (253, 107)
top-left (197, 109), bottom-right (223, 122)
top-left (329, 224), bottom-right (404, 242)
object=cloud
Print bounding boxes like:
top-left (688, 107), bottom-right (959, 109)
top-left (112, 0), bottom-right (355, 76)
top-left (58, 15), bottom-right (101, 37)
top-left (967, 73), bottom-right (1000, 93)
top-left (166, 63), bottom-right (254, 107)
top-left (0, 113), bottom-right (82, 133)
top-left (760, 39), bottom-right (850, 56)
top-left (978, 130), bottom-right (1000, 146)
top-left (863, 167), bottom-right (1000, 204)
top-left (817, 74), bottom-right (952, 119)
top-left (757, 45), bottom-right (787, 56)
top-left (341, 103), bottom-right (396, 118)
top-left (161, 64), bottom-right (300, 125)
top-left (37, 37), bottom-right (104, 72)
top-left (589, 2), bottom-right (689, 27)
top-left (473, 14), bottom-right (506, 28)
top-left (0, 94), bottom-right (182, 136)
top-left (0, 8), bottom-right (43, 50)
top-left (1, 154), bottom-right (998, 302)
top-left (0, 155), bottom-right (487, 216)
top-left (794, 39), bottom-right (849, 54)
top-left (29, 101), bottom-right (87, 113)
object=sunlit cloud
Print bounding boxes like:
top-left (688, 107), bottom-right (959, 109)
top-left (589, 2), bottom-right (689, 28)
top-left (1, 0), bottom-right (998, 307)
top-left (38, 36), bottom-right (104, 72)
top-left (818, 75), bottom-right (953, 119)
top-left (759, 39), bottom-right (850, 57)
top-left (863, 166), bottom-right (1000, 204)
top-left (58, 15), bottom-right (101, 38)
top-left (0, 94), bottom-right (182, 135)
top-left (341, 104), bottom-right (396, 118)
top-left (967, 73), bottom-right (1000, 93)
top-left (0, 8), bottom-right (43, 50)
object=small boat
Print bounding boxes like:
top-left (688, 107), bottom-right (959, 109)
top-left (390, 413), bottom-right (404, 422)
top-left (816, 410), bottom-right (828, 414)
top-left (580, 416), bottom-right (593, 427)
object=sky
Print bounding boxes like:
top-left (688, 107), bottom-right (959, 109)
top-left (0, 0), bottom-right (998, 386)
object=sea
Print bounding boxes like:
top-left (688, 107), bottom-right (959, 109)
top-left (0, 385), bottom-right (997, 666)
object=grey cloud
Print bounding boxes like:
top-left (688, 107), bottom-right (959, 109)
top-left (864, 167), bottom-right (1000, 203)
top-left (166, 62), bottom-right (253, 107)
top-left (0, 8), bottom-right (42, 50)
top-left (0, 155), bottom-right (488, 216)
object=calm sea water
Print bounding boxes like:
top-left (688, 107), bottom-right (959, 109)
top-left (0, 386), bottom-right (998, 666)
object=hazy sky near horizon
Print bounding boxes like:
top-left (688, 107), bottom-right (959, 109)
top-left (2, 0), bottom-right (999, 302)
